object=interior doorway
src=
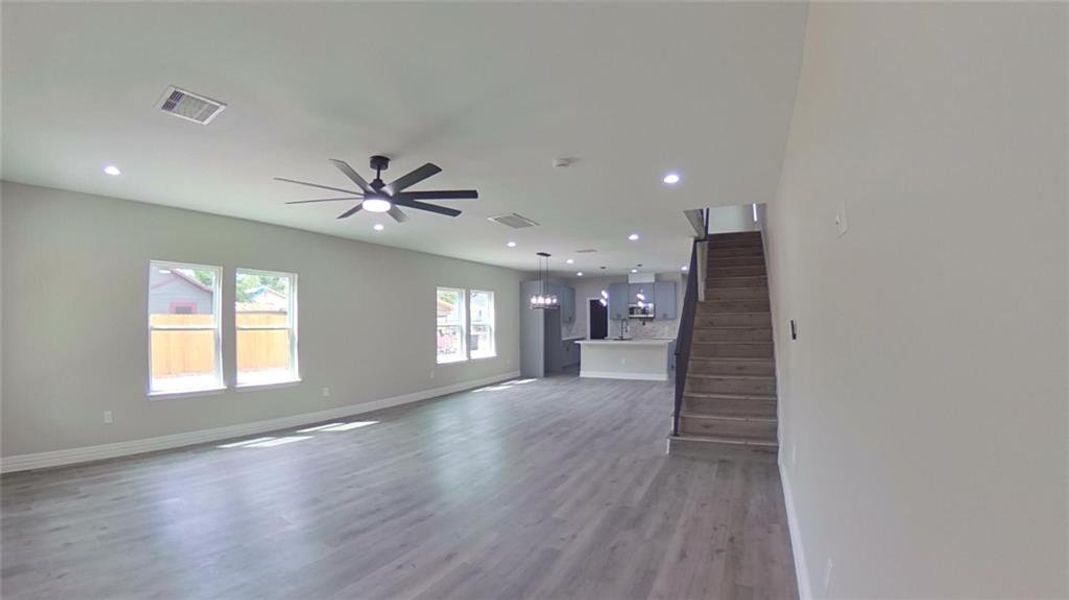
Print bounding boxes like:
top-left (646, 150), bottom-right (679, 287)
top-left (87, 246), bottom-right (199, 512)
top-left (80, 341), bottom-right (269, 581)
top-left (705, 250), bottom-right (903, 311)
top-left (588, 299), bottom-right (608, 340)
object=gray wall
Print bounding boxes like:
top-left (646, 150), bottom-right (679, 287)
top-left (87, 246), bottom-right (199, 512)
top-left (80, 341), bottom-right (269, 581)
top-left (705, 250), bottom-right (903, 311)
top-left (764, 3), bottom-right (1067, 597)
top-left (2, 182), bottom-right (523, 456)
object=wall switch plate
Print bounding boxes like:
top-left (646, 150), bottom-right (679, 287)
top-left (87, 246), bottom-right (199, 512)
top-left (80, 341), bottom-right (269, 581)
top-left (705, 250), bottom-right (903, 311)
top-left (835, 201), bottom-right (849, 237)
top-left (791, 442), bottom-right (797, 466)
top-left (321, 387), bottom-right (331, 398)
top-left (823, 558), bottom-right (834, 594)
top-left (103, 411), bottom-right (113, 424)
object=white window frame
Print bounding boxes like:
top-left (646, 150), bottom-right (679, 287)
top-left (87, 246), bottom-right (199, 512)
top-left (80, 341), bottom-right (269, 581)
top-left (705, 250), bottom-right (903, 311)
top-left (147, 260), bottom-right (224, 397)
top-left (469, 289), bottom-right (496, 360)
top-left (235, 268), bottom-right (300, 387)
top-left (436, 286), bottom-right (468, 364)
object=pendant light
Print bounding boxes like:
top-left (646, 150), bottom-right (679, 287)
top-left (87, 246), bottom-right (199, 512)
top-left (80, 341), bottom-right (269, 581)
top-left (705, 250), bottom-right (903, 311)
top-left (529, 252), bottom-right (559, 309)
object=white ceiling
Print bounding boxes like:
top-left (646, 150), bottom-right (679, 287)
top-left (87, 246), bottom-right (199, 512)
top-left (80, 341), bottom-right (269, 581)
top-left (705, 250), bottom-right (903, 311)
top-left (1, 2), bottom-right (806, 277)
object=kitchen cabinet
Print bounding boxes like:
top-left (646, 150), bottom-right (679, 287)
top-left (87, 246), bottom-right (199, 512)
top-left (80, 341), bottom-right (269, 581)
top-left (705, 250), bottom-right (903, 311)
top-left (561, 286), bottom-right (576, 324)
top-left (608, 282), bottom-right (629, 321)
top-left (654, 281), bottom-right (677, 320)
top-left (629, 283), bottom-right (653, 304)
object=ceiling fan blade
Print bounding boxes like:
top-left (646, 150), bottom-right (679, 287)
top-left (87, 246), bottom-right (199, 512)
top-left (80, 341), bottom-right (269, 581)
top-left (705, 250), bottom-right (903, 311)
top-left (275, 177), bottom-right (362, 196)
top-left (388, 206), bottom-right (409, 223)
top-left (393, 198), bottom-right (461, 217)
top-left (285, 196), bottom-right (363, 205)
top-left (328, 159), bottom-right (374, 194)
top-left (383, 163), bottom-right (442, 196)
top-left (336, 202), bottom-right (364, 219)
top-left (395, 190), bottom-right (479, 201)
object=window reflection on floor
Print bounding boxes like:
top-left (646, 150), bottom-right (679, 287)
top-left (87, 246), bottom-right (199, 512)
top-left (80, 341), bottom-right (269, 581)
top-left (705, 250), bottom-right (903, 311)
top-left (472, 378), bottom-right (538, 393)
top-left (218, 421), bottom-right (380, 448)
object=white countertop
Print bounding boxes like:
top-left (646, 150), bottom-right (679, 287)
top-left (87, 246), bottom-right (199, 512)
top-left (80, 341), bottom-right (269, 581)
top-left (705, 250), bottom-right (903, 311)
top-left (575, 338), bottom-right (674, 346)
top-left (561, 335), bottom-right (586, 342)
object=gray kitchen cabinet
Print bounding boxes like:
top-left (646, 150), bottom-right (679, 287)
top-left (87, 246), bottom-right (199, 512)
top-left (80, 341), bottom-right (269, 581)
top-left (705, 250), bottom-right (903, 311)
top-left (654, 281), bottom-right (677, 320)
top-left (628, 283), bottom-right (652, 304)
top-left (608, 282), bottom-right (629, 321)
top-left (561, 285), bottom-right (576, 324)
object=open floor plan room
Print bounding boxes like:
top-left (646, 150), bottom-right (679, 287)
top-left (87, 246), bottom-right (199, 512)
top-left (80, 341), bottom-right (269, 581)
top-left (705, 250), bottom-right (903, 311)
top-left (2, 2), bottom-right (1067, 599)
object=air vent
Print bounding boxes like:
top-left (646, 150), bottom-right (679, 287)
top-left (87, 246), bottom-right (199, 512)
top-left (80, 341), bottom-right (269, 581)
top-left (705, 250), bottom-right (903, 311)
top-left (575, 249), bottom-right (598, 254)
top-left (487, 213), bottom-right (539, 229)
top-left (157, 86), bottom-right (227, 124)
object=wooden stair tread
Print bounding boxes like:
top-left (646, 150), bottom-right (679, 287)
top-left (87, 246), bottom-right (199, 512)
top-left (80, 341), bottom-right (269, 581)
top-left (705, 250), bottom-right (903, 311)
top-left (670, 435), bottom-right (778, 448)
top-left (684, 391), bottom-right (777, 400)
top-left (679, 413), bottom-right (777, 423)
top-left (687, 373), bottom-right (775, 380)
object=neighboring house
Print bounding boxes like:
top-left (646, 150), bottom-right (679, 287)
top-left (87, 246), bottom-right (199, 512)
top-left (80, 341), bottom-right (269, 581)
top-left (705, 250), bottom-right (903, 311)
top-left (236, 286), bottom-right (289, 313)
top-left (148, 268), bottom-right (213, 314)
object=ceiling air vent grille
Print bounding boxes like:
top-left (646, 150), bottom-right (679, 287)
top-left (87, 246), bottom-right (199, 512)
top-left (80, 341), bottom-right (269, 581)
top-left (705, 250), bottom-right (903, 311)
top-left (488, 213), bottom-right (539, 229)
top-left (575, 249), bottom-right (598, 254)
top-left (157, 86), bottom-right (227, 124)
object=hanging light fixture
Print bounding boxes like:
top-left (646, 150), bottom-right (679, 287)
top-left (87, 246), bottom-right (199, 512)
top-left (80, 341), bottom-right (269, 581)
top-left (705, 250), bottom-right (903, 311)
top-left (530, 252), bottom-right (559, 309)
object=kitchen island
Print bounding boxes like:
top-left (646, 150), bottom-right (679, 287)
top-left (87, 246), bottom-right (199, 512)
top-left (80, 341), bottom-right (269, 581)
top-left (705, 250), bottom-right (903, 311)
top-left (575, 338), bottom-right (675, 381)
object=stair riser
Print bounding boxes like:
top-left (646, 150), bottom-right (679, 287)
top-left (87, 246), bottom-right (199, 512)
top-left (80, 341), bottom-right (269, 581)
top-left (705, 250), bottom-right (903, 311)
top-left (685, 396), bottom-right (777, 418)
top-left (709, 232), bottom-right (763, 242)
top-left (706, 286), bottom-right (769, 300)
top-left (708, 255), bottom-right (765, 267)
top-left (686, 377), bottom-right (776, 396)
top-left (667, 437), bottom-right (777, 463)
top-left (707, 265), bottom-right (766, 277)
top-left (688, 359), bottom-right (775, 377)
top-left (692, 342), bottom-right (774, 358)
top-left (706, 276), bottom-right (767, 288)
top-left (709, 240), bottom-right (764, 251)
top-left (693, 328), bottom-right (772, 342)
top-left (695, 313), bottom-right (772, 328)
top-left (680, 418), bottom-right (778, 440)
top-left (709, 246), bottom-right (765, 258)
top-left (698, 300), bottom-right (771, 313)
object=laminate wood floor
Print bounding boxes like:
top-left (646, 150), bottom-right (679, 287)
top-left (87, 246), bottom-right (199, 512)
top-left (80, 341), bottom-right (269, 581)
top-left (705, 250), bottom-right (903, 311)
top-left (1, 375), bottom-right (797, 599)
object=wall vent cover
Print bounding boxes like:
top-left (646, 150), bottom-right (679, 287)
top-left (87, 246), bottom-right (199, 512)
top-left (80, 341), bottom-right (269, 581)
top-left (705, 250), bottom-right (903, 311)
top-left (157, 86), bottom-right (227, 124)
top-left (575, 249), bottom-right (598, 254)
top-left (487, 213), bottom-right (539, 229)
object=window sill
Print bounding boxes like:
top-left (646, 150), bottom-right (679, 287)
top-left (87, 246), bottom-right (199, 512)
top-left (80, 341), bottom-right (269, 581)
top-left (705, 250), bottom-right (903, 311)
top-left (234, 379), bottom-right (302, 392)
top-left (148, 386), bottom-right (227, 400)
top-left (471, 354), bottom-right (497, 361)
top-left (436, 357), bottom-right (468, 365)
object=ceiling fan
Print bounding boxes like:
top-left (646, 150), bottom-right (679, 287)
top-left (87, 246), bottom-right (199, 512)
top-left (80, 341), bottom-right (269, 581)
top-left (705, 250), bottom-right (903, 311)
top-left (276, 155), bottom-right (478, 222)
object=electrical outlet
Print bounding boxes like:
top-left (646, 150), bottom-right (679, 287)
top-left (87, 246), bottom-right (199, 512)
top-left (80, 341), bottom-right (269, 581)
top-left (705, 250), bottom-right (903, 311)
top-left (429, 370), bottom-right (435, 379)
top-left (103, 411), bottom-right (113, 424)
top-left (823, 558), bottom-right (834, 594)
top-left (835, 201), bottom-right (849, 237)
top-left (321, 387), bottom-right (331, 398)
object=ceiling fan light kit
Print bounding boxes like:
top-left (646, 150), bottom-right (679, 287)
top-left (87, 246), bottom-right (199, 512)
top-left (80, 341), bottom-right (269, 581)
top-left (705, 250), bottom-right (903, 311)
top-left (277, 154), bottom-right (478, 223)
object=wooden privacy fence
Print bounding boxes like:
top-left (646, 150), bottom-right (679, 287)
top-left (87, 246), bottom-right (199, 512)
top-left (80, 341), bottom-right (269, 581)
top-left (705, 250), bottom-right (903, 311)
top-left (150, 312), bottom-right (291, 378)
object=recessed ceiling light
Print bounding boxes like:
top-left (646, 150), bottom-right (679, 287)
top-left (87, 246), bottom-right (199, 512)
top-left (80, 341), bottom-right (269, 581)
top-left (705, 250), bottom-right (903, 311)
top-left (565, 259), bottom-right (574, 264)
top-left (663, 172), bottom-right (680, 185)
top-left (103, 165), bottom-right (121, 176)
top-left (506, 241), bottom-right (517, 248)
top-left (373, 224), bottom-right (385, 231)
top-left (576, 272), bottom-right (583, 277)
top-left (631, 268), bottom-right (638, 273)
top-left (681, 265), bottom-right (689, 271)
top-left (628, 233), bottom-right (639, 241)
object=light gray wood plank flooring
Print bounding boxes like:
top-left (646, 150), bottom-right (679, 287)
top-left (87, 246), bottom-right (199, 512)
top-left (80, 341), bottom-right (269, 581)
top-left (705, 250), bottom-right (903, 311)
top-left (1, 375), bottom-right (797, 599)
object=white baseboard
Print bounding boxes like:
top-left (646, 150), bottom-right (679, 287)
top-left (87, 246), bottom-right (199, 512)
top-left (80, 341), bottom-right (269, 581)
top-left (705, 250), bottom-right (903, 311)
top-left (779, 458), bottom-right (813, 600)
top-left (579, 370), bottom-right (667, 381)
top-left (1, 371), bottom-right (520, 474)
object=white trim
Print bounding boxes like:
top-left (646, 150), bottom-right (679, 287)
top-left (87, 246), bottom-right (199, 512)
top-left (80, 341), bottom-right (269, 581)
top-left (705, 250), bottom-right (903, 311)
top-left (1, 371), bottom-right (520, 474)
top-left (779, 458), bottom-right (813, 600)
top-left (579, 369), bottom-right (667, 381)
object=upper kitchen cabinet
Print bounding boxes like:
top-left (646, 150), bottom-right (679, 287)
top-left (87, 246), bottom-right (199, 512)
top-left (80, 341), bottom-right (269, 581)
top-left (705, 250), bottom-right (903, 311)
top-left (608, 282), bottom-right (629, 321)
top-left (654, 281), bottom-right (677, 320)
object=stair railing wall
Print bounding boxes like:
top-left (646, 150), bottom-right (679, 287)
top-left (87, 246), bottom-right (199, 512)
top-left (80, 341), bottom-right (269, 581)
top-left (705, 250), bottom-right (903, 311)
top-left (673, 209), bottom-right (709, 436)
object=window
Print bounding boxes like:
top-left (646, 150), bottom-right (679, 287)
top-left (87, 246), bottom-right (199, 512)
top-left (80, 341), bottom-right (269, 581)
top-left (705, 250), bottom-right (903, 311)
top-left (148, 261), bottom-right (222, 395)
top-left (437, 287), bottom-right (467, 363)
top-left (236, 269), bottom-right (298, 386)
top-left (469, 290), bottom-right (496, 359)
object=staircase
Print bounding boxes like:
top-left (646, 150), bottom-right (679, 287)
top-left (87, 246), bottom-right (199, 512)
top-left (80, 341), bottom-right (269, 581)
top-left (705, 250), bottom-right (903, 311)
top-left (669, 231), bottom-right (779, 462)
